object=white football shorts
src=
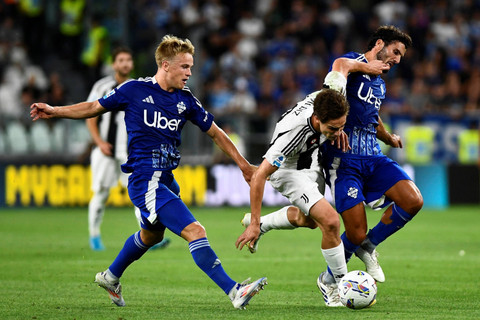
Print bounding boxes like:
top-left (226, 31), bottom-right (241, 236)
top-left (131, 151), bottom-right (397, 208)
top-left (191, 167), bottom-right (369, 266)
top-left (90, 147), bottom-right (129, 191)
top-left (269, 168), bottom-right (325, 215)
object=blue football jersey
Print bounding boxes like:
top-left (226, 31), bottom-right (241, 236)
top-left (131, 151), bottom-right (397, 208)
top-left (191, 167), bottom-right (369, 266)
top-left (98, 76), bottom-right (214, 174)
top-left (326, 52), bottom-right (386, 157)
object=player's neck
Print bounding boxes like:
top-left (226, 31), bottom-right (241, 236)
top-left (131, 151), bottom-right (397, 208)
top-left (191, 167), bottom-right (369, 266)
top-left (115, 73), bottom-right (129, 84)
top-left (364, 50), bottom-right (375, 62)
top-left (154, 72), bottom-right (174, 92)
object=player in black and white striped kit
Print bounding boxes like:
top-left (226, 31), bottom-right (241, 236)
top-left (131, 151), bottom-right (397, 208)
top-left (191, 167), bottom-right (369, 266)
top-left (86, 47), bottom-right (132, 250)
top-left (86, 47), bottom-right (170, 251)
top-left (237, 89), bottom-right (351, 306)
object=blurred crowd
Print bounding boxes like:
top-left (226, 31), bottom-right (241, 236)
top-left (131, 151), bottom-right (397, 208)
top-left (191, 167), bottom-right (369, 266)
top-left (1, 0), bottom-right (479, 159)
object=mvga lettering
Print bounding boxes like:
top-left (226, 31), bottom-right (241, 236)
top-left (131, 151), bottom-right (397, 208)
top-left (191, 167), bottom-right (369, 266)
top-left (144, 110), bottom-right (181, 131)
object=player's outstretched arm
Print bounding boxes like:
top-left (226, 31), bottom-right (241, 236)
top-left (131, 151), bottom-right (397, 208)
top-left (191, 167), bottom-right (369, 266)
top-left (236, 159), bottom-right (276, 251)
top-left (206, 122), bottom-right (256, 184)
top-left (30, 100), bottom-right (107, 121)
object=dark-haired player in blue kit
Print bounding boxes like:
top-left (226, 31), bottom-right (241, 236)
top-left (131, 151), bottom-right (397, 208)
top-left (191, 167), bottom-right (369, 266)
top-left (241, 26), bottom-right (423, 305)
top-left (319, 25), bottom-right (423, 285)
top-left (30, 35), bottom-right (267, 309)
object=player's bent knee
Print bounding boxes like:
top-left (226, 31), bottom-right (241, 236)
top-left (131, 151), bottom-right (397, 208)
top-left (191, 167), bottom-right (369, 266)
top-left (411, 196), bottom-right (423, 214)
top-left (346, 231), bottom-right (367, 246)
top-left (140, 229), bottom-right (164, 246)
top-left (289, 206), bottom-right (317, 229)
top-left (181, 221), bottom-right (206, 242)
top-left (405, 190), bottom-right (424, 216)
top-left (404, 182), bottom-right (424, 215)
top-left (322, 214), bottom-right (341, 235)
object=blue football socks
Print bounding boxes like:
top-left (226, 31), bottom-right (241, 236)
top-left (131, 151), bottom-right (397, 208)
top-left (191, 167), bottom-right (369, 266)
top-left (189, 237), bottom-right (236, 294)
top-left (109, 231), bottom-right (150, 278)
top-left (367, 204), bottom-right (413, 247)
top-left (341, 232), bottom-right (360, 263)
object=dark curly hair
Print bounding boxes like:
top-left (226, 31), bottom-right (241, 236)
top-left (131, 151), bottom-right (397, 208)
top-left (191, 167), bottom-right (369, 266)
top-left (367, 25), bottom-right (413, 51)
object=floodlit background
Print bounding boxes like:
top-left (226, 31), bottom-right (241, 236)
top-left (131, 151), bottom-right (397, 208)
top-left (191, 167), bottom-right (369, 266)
top-left (0, 0), bottom-right (479, 208)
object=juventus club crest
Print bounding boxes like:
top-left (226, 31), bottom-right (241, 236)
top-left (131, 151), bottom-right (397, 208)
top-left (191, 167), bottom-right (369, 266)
top-left (177, 101), bottom-right (186, 114)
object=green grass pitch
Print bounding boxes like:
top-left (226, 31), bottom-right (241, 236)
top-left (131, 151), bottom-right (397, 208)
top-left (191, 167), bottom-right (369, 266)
top-left (0, 205), bottom-right (479, 319)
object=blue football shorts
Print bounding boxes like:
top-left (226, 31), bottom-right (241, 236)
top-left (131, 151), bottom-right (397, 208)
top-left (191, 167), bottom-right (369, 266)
top-left (325, 155), bottom-right (411, 213)
top-left (128, 170), bottom-right (197, 236)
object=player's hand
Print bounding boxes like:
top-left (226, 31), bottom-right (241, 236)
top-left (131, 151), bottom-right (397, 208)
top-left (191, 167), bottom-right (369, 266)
top-left (388, 133), bottom-right (403, 148)
top-left (241, 164), bottom-right (257, 186)
top-left (98, 140), bottom-right (113, 156)
top-left (332, 131), bottom-right (351, 152)
top-left (30, 103), bottom-right (55, 121)
top-left (365, 60), bottom-right (390, 75)
top-left (235, 224), bottom-right (260, 252)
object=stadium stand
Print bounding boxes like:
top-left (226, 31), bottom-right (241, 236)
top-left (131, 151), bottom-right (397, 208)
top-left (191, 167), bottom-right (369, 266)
top-left (0, 0), bottom-right (479, 164)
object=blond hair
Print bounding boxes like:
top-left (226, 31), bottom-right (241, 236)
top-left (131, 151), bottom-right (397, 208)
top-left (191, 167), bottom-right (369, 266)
top-left (155, 35), bottom-right (195, 67)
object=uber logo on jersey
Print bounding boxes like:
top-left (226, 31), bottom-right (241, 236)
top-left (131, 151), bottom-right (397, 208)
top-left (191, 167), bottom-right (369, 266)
top-left (357, 82), bottom-right (381, 110)
top-left (144, 109), bottom-right (181, 131)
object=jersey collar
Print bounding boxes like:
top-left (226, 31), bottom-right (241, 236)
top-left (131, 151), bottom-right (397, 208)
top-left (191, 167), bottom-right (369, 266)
top-left (358, 53), bottom-right (368, 63)
top-left (307, 117), bottom-right (317, 133)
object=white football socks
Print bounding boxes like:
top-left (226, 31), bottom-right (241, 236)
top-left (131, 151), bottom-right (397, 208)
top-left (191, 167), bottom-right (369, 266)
top-left (322, 242), bottom-right (347, 283)
top-left (88, 188), bottom-right (109, 237)
top-left (260, 206), bottom-right (295, 232)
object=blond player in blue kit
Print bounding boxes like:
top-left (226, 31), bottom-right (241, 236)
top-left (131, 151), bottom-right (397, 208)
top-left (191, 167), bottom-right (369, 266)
top-left (85, 47), bottom-right (170, 251)
top-left (31, 35), bottom-right (267, 309)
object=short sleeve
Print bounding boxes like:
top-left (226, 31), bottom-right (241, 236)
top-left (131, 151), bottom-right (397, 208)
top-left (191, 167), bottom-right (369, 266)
top-left (186, 94), bottom-right (214, 132)
top-left (98, 87), bottom-right (129, 111)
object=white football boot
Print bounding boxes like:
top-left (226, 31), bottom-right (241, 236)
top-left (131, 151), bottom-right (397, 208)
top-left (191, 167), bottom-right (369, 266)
top-left (95, 271), bottom-right (125, 306)
top-left (229, 277), bottom-right (268, 309)
top-left (317, 272), bottom-right (343, 307)
top-left (241, 213), bottom-right (264, 254)
top-left (355, 247), bottom-right (385, 283)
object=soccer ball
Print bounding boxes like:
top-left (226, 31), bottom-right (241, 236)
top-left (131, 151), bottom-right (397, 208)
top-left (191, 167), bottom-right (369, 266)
top-left (338, 270), bottom-right (377, 309)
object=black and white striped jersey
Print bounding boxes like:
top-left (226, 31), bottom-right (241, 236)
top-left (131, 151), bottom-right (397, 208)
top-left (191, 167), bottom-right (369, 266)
top-left (87, 75), bottom-right (128, 160)
top-left (264, 91), bottom-right (327, 171)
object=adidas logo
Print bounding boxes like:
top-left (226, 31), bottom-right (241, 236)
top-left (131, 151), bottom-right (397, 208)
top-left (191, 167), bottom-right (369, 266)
top-left (142, 95), bottom-right (154, 104)
top-left (212, 258), bottom-right (221, 269)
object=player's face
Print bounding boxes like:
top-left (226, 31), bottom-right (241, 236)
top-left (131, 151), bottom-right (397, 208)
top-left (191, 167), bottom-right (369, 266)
top-left (318, 115), bottom-right (347, 141)
top-left (164, 53), bottom-right (193, 91)
top-left (113, 52), bottom-right (133, 77)
top-left (376, 41), bottom-right (407, 72)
